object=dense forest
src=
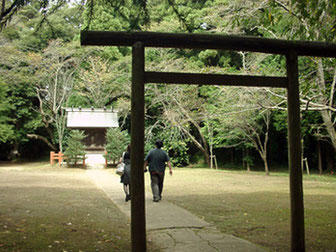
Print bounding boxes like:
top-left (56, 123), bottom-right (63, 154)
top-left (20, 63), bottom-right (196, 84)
top-left (1, 0), bottom-right (336, 174)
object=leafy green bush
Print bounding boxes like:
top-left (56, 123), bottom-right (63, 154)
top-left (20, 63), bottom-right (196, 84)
top-left (64, 130), bottom-right (86, 166)
top-left (156, 128), bottom-right (190, 167)
top-left (104, 128), bottom-right (129, 164)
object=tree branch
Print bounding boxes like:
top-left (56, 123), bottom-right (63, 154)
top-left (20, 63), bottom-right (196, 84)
top-left (27, 134), bottom-right (57, 151)
top-left (329, 66), bottom-right (336, 108)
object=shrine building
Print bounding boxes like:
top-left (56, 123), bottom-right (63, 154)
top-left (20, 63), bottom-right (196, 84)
top-left (65, 107), bottom-right (119, 151)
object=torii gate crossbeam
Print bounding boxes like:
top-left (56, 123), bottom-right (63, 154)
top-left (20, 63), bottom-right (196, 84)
top-left (81, 30), bottom-right (336, 252)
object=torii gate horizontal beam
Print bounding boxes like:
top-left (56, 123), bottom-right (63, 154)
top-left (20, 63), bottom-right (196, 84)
top-left (81, 30), bottom-right (336, 57)
top-left (145, 71), bottom-right (288, 88)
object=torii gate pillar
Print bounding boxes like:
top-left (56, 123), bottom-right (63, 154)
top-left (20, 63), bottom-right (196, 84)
top-left (286, 51), bottom-right (305, 252)
top-left (130, 42), bottom-right (146, 252)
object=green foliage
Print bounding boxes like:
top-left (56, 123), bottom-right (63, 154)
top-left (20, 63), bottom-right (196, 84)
top-left (0, 52), bottom-right (42, 145)
top-left (242, 154), bottom-right (253, 166)
top-left (1, 0), bottom-right (335, 172)
top-left (83, 0), bottom-right (149, 31)
top-left (291, 0), bottom-right (336, 41)
top-left (104, 128), bottom-right (129, 162)
top-left (67, 93), bottom-right (91, 108)
top-left (157, 127), bottom-right (190, 167)
top-left (3, 2), bottom-right (82, 51)
top-left (0, 81), bottom-right (15, 143)
top-left (64, 130), bottom-right (87, 165)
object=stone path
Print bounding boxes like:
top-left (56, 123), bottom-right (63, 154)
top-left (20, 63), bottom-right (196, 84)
top-left (86, 169), bottom-right (269, 252)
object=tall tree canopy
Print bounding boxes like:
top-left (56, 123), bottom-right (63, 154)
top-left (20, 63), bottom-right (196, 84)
top-left (0, 0), bottom-right (335, 173)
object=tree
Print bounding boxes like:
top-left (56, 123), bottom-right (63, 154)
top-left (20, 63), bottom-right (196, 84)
top-left (206, 85), bottom-right (272, 174)
top-left (0, 80), bottom-right (15, 144)
top-left (0, 1), bottom-right (85, 157)
top-left (0, 38), bottom-right (44, 158)
top-left (1, 0), bottom-right (151, 31)
top-left (238, 109), bottom-right (271, 175)
top-left (230, 0), bottom-right (336, 171)
top-left (147, 83), bottom-right (211, 166)
top-left (104, 128), bottom-right (129, 164)
top-left (157, 126), bottom-right (190, 167)
top-left (28, 39), bottom-right (77, 152)
top-left (1, 0), bottom-right (69, 29)
top-left (77, 56), bottom-right (125, 107)
top-left (144, 49), bottom-right (213, 166)
top-left (63, 130), bottom-right (86, 166)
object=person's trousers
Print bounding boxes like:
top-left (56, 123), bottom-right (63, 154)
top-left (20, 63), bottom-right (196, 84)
top-left (150, 172), bottom-right (165, 201)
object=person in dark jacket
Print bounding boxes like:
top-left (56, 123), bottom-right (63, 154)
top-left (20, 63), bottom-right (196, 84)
top-left (120, 144), bottom-right (131, 202)
top-left (144, 139), bottom-right (172, 202)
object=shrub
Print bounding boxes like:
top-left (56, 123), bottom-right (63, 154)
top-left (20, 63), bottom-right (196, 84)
top-left (64, 130), bottom-right (86, 166)
top-left (104, 128), bottom-right (129, 164)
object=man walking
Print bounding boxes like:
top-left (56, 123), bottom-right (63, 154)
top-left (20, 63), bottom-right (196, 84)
top-left (144, 139), bottom-right (173, 202)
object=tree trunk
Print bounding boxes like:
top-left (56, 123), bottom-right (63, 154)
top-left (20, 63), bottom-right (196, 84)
top-left (247, 163), bottom-right (251, 172)
top-left (251, 135), bottom-right (269, 175)
top-left (320, 110), bottom-right (336, 150)
top-left (326, 145), bottom-right (334, 171)
top-left (190, 118), bottom-right (210, 167)
top-left (178, 123), bottom-right (210, 167)
top-left (204, 151), bottom-right (210, 167)
top-left (262, 154), bottom-right (269, 175)
top-left (317, 140), bottom-right (323, 175)
top-left (316, 59), bottom-right (336, 151)
top-left (9, 142), bottom-right (20, 160)
top-left (202, 138), bottom-right (210, 167)
top-left (246, 149), bottom-right (251, 172)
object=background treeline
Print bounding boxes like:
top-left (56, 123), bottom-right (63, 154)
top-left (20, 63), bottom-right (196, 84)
top-left (1, 0), bottom-right (336, 174)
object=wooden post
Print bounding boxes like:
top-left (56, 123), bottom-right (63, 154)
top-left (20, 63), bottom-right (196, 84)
top-left (286, 51), bottom-right (305, 252)
top-left (131, 41), bottom-right (146, 252)
top-left (104, 151), bottom-right (108, 168)
top-left (50, 151), bottom-right (55, 165)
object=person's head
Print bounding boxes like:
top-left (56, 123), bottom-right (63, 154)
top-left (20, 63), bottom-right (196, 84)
top-left (155, 139), bottom-right (163, 149)
top-left (126, 144), bottom-right (131, 154)
top-left (123, 144), bottom-right (131, 160)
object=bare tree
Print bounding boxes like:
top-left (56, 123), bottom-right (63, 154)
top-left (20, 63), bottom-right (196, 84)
top-left (147, 83), bottom-right (211, 166)
top-left (230, 0), bottom-right (336, 172)
top-left (210, 85), bottom-right (272, 174)
top-left (145, 50), bottom-right (212, 166)
top-left (240, 109), bottom-right (271, 175)
top-left (27, 40), bottom-right (77, 152)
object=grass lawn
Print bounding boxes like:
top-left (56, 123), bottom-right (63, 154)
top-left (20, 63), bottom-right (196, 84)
top-left (155, 168), bottom-right (336, 252)
top-left (0, 163), bottom-right (132, 251)
top-left (1, 162), bottom-right (334, 251)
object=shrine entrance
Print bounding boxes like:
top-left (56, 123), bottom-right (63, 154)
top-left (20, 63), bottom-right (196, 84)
top-left (81, 30), bottom-right (336, 252)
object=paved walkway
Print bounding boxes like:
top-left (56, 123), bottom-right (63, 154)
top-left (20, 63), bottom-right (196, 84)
top-left (86, 169), bottom-right (269, 252)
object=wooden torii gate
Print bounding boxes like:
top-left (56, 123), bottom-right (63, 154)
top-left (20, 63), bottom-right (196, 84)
top-left (81, 31), bottom-right (336, 252)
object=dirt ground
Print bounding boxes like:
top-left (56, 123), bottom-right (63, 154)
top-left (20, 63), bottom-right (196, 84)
top-left (0, 162), bottom-right (132, 251)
